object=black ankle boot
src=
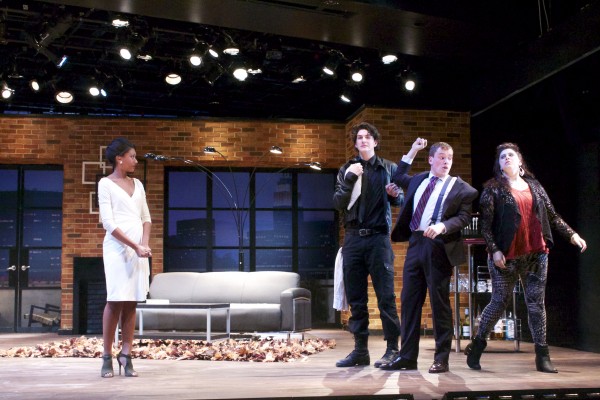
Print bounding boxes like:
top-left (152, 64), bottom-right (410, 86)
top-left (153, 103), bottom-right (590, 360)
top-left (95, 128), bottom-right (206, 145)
top-left (464, 337), bottom-right (487, 370)
top-left (535, 344), bottom-right (558, 373)
top-left (336, 335), bottom-right (370, 367)
top-left (374, 337), bottom-right (399, 368)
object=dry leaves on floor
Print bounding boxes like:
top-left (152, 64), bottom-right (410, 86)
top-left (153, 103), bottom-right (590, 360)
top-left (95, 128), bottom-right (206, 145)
top-left (0, 336), bottom-right (336, 362)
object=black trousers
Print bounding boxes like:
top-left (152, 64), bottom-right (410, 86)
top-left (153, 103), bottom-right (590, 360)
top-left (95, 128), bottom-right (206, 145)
top-left (342, 232), bottom-right (401, 341)
top-left (399, 232), bottom-right (453, 363)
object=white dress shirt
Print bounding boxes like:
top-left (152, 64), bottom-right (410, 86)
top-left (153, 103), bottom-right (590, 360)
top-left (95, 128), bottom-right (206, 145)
top-left (402, 155), bottom-right (457, 231)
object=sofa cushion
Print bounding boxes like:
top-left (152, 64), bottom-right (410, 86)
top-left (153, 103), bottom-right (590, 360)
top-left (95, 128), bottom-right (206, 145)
top-left (148, 272), bottom-right (201, 303)
top-left (239, 271), bottom-right (300, 303)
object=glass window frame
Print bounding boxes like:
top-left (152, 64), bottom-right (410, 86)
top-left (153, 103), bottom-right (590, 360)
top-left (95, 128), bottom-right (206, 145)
top-left (164, 166), bottom-right (339, 277)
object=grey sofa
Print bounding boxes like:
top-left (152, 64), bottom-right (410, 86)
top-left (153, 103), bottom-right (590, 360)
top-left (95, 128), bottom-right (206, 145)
top-left (137, 271), bottom-right (311, 333)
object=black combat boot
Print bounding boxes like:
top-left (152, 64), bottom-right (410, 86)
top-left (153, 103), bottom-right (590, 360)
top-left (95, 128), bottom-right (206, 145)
top-left (336, 335), bottom-right (370, 367)
top-left (464, 337), bottom-right (487, 370)
top-left (374, 337), bottom-right (399, 368)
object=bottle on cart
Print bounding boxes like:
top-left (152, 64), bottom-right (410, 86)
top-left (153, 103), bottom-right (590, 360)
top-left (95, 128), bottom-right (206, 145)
top-left (493, 317), bottom-right (504, 340)
top-left (506, 312), bottom-right (515, 340)
top-left (474, 304), bottom-right (481, 333)
top-left (462, 308), bottom-right (471, 339)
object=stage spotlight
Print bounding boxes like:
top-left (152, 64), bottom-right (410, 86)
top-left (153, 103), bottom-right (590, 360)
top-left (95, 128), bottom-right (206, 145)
top-left (165, 72), bottom-right (182, 85)
top-left (322, 50), bottom-right (343, 76)
top-left (89, 80), bottom-right (107, 97)
top-left (29, 79), bottom-right (41, 92)
top-left (223, 46), bottom-right (239, 56)
top-left (309, 162), bottom-right (322, 171)
top-left (382, 54), bottom-right (398, 64)
top-left (340, 86), bottom-right (355, 103)
top-left (292, 75), bottom-right (306, 83)
top-left (222, 33), bottom-right (240, 55)
top-left (118, 31), bottom-right (147, 61)
top-left (233, 67), bottom-right (248, 81)
top-left (1, 81), bottom-right (14, 100)
top-left (56, 55), bottom-right (68, 68)
top-left (189, 41), bottom-right (210, 66)
top-left (291, 65), bottom-right (306, 83)
top-left (55, 90), bottom-right (74, 104)
top-left (270, 146), bottom-right (283, 154)
top-left (398, 68), bottom-right (417, 91)
top-left (231, 60), bottom-right (248, 81)
top-left (208, 46), bottom-right (219, 58)
top-left (203, 61), bottom-right (225, 86)
top-left (350, 61), bottom-right (364, 83)
top-left (111, 16), bottom-right (129, 28)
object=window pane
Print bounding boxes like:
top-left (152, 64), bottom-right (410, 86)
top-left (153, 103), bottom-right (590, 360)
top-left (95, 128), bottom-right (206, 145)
top-left (298, 211), bottom-right (337, 246)
top-left (166, 210), bottom-right (208, 246)
top-left (256, 210), bottom-right (292, 247)
top-left (0, 209), bottom-right (16, 247)
top-left (298, 172), bottom-right (334, 208)
top-left (213, 172), bottom-right (249, 208)
top-left (164, 249), bottom-right (207, 272)
top-left (255, 172), bottom-right (292, 208)
top-left (23, 210), bottom-right (62, 247)
top-left (24, 170), bottom-right (63, 208)
top-left (298, 247), bottom-right (337, 278)
top-left (213, 210), bottom-right (248, 247)
top-left (256, 249), bottom-right (292, 271)
top-left (168, 172), bottom-right (206, 208)
top-left (28, 249), bottom-right (61, 287)
top-left (213, 249), bottom-right (249, 271)
top-left (0, 169), bottom-right (18, 208)
top-left (0, 249), bottom-right (9, 288)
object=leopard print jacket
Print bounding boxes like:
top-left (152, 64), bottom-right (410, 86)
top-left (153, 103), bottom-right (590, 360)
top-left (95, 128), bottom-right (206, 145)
top-left (479, 177), bottom-right (575, 255)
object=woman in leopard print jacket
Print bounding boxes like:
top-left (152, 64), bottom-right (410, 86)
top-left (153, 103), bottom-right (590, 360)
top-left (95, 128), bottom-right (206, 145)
top-left (465, 142), bottom-right (587, 374)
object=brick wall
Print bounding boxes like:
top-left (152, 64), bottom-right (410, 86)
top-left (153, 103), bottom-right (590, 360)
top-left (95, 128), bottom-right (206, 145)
top-left (0, 108), bottom-right (471, 332)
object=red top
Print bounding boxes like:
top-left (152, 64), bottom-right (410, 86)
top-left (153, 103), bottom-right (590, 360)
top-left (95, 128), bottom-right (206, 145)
top-left (506, 186), bottom-right (548, 259)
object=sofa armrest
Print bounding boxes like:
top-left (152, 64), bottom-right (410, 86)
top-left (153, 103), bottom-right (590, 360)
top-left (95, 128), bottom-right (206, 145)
top-left (281, 288), bottom-right (311, 331)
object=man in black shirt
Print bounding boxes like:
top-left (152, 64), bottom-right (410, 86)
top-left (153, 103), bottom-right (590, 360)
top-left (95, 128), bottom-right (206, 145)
top-left (333, 122), bottom-right (403, 367)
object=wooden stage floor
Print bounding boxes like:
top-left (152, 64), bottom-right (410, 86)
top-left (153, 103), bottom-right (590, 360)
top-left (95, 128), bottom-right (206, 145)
top-left (1, 329), bottom-right (599, 400)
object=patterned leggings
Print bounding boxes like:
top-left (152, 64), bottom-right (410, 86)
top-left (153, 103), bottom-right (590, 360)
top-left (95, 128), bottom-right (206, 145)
top-left (475, 252), bottom-right (549, 346)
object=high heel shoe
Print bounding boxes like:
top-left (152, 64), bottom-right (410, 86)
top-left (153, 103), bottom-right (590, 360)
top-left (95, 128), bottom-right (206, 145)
top-left (100, 354), bottom-right (114, 378)
top-left (117, 352), bottom-right (138, 377)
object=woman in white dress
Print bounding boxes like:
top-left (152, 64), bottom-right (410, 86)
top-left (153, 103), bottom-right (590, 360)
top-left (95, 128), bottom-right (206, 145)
top-left (98, 137), bottom-right (152, 378)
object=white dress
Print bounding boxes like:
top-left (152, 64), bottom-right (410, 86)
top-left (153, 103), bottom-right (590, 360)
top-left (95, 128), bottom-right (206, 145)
top-left (98, 177), bottom-right (152, 302)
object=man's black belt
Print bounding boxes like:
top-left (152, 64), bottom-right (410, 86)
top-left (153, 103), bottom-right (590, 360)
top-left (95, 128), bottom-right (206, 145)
top-left (346, 228), bottom-right (386, 237)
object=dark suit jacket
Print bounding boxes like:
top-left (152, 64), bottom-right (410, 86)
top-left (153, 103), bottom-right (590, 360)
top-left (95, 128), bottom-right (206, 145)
top-left (391, 160), bottom-right (479, 266)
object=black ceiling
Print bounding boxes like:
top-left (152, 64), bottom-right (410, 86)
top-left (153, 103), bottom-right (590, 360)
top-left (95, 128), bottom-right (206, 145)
top-left (1, 0), bottom-right (599, 120)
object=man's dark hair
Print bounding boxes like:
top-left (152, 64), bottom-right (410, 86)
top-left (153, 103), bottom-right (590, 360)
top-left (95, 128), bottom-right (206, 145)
top-left (351, 122), bottom-right (381, 151)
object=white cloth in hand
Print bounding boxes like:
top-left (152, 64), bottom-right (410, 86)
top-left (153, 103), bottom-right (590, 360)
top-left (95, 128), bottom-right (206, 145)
top-left (345, 170), bottom-right (362, 210)
top-left (333, 247), bottom-right (348, 311)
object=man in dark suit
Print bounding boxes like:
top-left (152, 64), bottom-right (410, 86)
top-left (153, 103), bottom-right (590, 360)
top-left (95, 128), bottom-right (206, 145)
top-left (381, 137), bottom-right (478, 373)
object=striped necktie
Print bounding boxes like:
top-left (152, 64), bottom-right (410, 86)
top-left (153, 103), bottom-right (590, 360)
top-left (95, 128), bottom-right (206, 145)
top-left (409, 176), bottom-right (438, 231)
